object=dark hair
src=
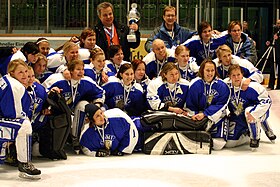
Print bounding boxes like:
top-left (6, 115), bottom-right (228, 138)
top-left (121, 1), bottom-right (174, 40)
top-left (117, 63), bottom-right (133, 79)
top-left (228, 64), bottom-right (244, 76)
top-left (159, 62), bottom-right (180, 82)
top-left (131, 59), bottom-right (146, 72)
top-left (198, 59), bottom-right (219, 80)
top-left (21, 42), bottom-right (39, 56)
top-left (79, 28), bottom-right (96, 48)
top-left (36, 37), bottom-right (49, 45)
top-left (198, 21), bottom-right (212, 38)
top-left (108, 45), bottom-right (122, 59)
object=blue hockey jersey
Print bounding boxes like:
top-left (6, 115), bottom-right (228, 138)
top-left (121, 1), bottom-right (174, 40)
top-left (147, 76), bottom-right (189, 110)
top-left (143, 48), bottom-right (176, 80)
top-left (0, 75), bottom-right (30, 119)
top-left (186, 77), bottom-right (230, 123)
top-left (213, 55), bottom-right (263, 82)
top-left (102, 76), bottom-right (145, 117)
top-left (80, 108), bottom-right (139, 156)
top-left (46, 75), bottom-right (105, 109)
top-left (182, 34), bottom-right (228, 65)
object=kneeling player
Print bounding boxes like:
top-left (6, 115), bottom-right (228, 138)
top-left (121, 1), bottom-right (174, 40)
top-left (224, 64), bottom-right (273, 150)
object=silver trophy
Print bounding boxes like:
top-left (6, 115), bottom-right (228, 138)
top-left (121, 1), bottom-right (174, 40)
top-left (127, 3), bottom-right (140, 42)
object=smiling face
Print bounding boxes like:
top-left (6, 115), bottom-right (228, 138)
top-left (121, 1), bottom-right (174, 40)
top-left (10, 64), bottom-right (29, 86)
top-left (27, 53), bottom-right (38, 64)
top-left (38, 41), bottom-right (50, 56)
top-left (71, 64), bottom-right (84, 80)
top-left (99, 6), bottom-right (114, 27)
top-left (120, 68), bottom-right (134, 86)
top-left (134, 63), bottom-right (146, 81)
top-left (152, 40), bottom-right (167, 60)
top-left (111, 49), bottom-right (124, 66)
top-left (65, 45), bottom-right (79, 62)
top-left (219, 51), bottom-right (232, 66)
top-left (201, 26), bottom-right (212, 43)
top-left (83, 35), bottom-right (96, 50)
top-left (175, 49), bottom-right (190, 67)
top-left (91, 54), bottom-right (105, 71)
top-left (27, 68), bottom-right (35, 87)
top-left (203, 62), bottom-right (216, 83)
top-left (163, 10), bottom-right (176, 26)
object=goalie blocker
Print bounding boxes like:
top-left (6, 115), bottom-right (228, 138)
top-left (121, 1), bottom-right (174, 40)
top-left (141, 111), bottom-right (212, 155)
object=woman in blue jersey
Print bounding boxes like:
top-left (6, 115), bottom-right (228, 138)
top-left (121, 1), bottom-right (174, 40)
top-left (186, 59), bottom-right (230, 150)
top-left (102, 62), bottom-right (145, 117)
top-left (174, 45), bottom-right (199, 81)
top-left (32, 53), bottom-right (53, 83)
top-left (46, 59), bottom-right (105, 153)
top-left (131, 59), bottom-right (151, 95)
top-left (214, 44), bottom-right (263, 84)
top-left (146, 62), bottom-right (189, 115)
top-left (47, 41), bottom-right (79, 73)
top-left (105, 45), bottom-right (129, 75)
top-left (77, 28), bottom-right (101, 64)
top-left (182, 21), bottom-right (227, 65)
top-left (84, 48), bottom-right (114, 86)
top-left (36, 37), bottom-right (56, 57)
top-left (0, 42), bottom-right (39, 76)
top-left (0, 59), bottom-right (41, 179)
top-left (80, 103), bottom-right (138, 157)
top-left (224, 64), bottom-right (274, 150)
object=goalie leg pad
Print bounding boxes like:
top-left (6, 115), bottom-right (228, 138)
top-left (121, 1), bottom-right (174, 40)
top-left (143, 131), bottom-right (212, 155)
top-left (39, 114), bottom-right (70, 160)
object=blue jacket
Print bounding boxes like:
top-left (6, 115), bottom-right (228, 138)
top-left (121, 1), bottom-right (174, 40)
top-left (225, 32), bottom-right (258, 64)
top-left (145, 22), bottom-right (195, 52)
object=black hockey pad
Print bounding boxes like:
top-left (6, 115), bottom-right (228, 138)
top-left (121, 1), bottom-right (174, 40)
top-left (141, 110), bottom-right (208, 131)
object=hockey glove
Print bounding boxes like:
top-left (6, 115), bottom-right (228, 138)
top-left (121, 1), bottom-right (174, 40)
top-left (111, 149), bottom-right (124, 156)
top-left (96, 149), bottom-right (110, 157)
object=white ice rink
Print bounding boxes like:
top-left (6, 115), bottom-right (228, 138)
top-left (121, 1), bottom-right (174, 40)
top-left (1, 90), bottom-right (280, 187)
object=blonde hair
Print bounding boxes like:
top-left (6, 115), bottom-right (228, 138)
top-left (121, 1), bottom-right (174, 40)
top-left (175, 45), bottom-right (190, 56)
top-left (216, 44), bottom-right (232, 62)
top-left (89, 48), bottom-right (105, 60)
top-left (62, 41), bottom-right (79, 56)
top-left (7, 59), bottom-right (28, 75)
top-left (35, 53), bottom-right (48, 65)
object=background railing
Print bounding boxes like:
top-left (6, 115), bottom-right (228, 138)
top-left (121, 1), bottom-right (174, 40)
top-left (0, 0), bottom-right (279, 56)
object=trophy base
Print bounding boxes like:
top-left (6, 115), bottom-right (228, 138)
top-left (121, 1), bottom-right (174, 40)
top-left (127, 34), bottom-right (136, 42)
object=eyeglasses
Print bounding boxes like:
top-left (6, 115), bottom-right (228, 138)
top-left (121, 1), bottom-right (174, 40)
top-left (164, 14), bottom-right (176, 18)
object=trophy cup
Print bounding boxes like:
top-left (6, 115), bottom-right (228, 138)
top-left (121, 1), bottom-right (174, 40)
top-left (127, 3), bottom-right (140, 42)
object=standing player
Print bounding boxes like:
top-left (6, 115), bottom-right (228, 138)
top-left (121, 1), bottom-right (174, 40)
top-left (0, 59), bottom-right (41, 179)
